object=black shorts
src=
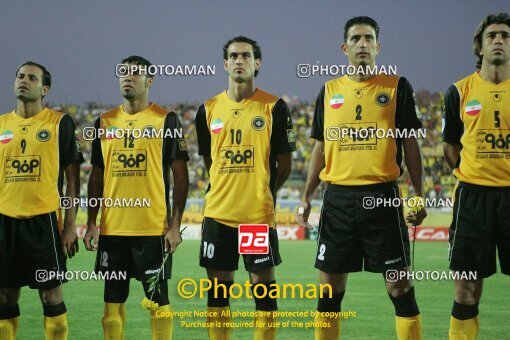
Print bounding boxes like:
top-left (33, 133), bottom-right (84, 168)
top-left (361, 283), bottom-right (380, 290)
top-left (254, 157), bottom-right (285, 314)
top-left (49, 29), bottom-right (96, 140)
top-left (315, 182), bottom-right (410, 273)
top-left (448, 182), bottom-right (510, 278)
top-left (0, 212), bottom-right (67, 290)
top-left (199, 217), bottom-right (282, 272)
top-left (95, 235), bottom-right (171, 282)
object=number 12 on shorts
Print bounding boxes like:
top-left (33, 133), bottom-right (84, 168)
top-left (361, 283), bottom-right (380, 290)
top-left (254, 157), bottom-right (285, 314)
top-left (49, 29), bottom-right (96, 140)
top-left (238, 224), bottom-right (269, 254)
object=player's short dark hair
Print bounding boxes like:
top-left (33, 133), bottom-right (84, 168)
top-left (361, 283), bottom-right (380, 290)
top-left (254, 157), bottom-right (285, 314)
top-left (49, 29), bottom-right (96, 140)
top-left (16, 61), bottom-right (52, 88)
top-left (121, 55), bottom-right (154, 78)
top-left (343, 16), bottom-right (380, 42)
top-left (473, 13), bottom-right (510, 69)
top-left (223, 36), bottom-right (262, 77)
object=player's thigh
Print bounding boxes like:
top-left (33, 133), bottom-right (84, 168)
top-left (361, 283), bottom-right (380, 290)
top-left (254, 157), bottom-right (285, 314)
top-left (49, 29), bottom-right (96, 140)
top-left (454, 279), bottom-right (483, 304)
top-left (0, 214), bottom-right (23, 289)
top-left (449, 184), bottom-right (496, 278)
top-left (248, 267), bottom-right (275, 284)
top-left (131, 236), bottom-right (171, 282)
top-left (24, 212), bottom-right (67, 290)
top-left (496, 188), bottom-right (510, 275)
top-left (95, 235), bottom-right (134, 277)
top-left (314, 189), bottom-right (363, 274)
top-left (384, 267), bottom-right (414, 297)
top-left (357, 187), bottom-right (410, 273)
top-left (38, 285), bottom-right (63, 305)
top-left (319, 270), bottom-right (348, 294)
top-left (206, 269), bottom-right (235, 281)
top-left (199, 217), bottom-right (239, 272)
top-left (0, 288), bottom-right (21, 305)
top-left (244, 227), bottom-right (281, 278)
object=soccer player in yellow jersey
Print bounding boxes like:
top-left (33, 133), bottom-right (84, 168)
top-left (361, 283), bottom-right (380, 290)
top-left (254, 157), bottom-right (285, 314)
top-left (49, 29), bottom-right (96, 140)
top-left (0, 62), bottom-right (83, 340)
top-left (84, 56), bottom-right (189, 340)
top-left (443, 13), bottom-right (510, 340)
top-left (195, 36), bottom-right (296, 340)
top-left (296, 17), bottom-right (427, 339)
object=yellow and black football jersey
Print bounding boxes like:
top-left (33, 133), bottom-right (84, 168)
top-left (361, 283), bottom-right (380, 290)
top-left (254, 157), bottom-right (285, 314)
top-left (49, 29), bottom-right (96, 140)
top-left (195, 89), bottom-right (296, 228)
top-left (0, 108), bottom-right (83, 218)
top-left (311, 74), bottom-right (422, 185)
top-left (443, 72), bottom-right (510, 186)
top-left (91, 103), bottom-right (189, 236)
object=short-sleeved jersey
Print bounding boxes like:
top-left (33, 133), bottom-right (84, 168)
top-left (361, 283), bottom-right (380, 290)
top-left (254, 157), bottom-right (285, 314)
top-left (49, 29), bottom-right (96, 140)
top-left (311, 75), bottom-right (422, 185)
top-left (195, 89), bottom-right (296, 228)
top-left (0, 109), bottom-right (84, 218)
top-left (91, 103), bottom-right (189, 236)
top-left (442, 72), bottom-right (510, 186)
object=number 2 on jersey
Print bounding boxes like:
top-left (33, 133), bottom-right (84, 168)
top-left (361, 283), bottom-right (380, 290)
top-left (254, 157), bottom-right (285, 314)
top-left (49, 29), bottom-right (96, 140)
top-left (356, 105), bottom-right (362, 120)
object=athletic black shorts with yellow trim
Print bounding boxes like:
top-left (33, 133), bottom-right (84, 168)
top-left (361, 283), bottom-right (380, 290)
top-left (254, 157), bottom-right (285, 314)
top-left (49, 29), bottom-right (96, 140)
top-left (0, 212), bottom-right (67, 289)
top-left (448, 182), bottom-right (510, 278)
top-left (95, 235), bottom-right (171, 282)
top-left (199, 217), bottom-right (282, 272)
top-left (315, 182), bottom-right (410, 273)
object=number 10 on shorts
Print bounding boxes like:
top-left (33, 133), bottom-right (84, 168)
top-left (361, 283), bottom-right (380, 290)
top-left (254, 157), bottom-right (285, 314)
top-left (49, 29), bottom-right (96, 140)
top-left (238, 224), bottom-right (269, 254)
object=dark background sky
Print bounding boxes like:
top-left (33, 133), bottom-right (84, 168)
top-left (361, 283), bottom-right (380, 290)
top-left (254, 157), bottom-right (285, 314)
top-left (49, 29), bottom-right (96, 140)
top-left (0, 0), bottom-right (508, 112)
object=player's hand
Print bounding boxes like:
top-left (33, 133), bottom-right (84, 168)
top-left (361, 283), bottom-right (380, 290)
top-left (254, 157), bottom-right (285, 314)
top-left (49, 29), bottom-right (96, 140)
top-left (164, 227), bottom-right (182, 253)
top-left (296, 200), bottom-right (313, 230)
top-left (83, 224), bottom-right (99, 251)
top-left (406, 196), bottom-right (427, 227)
top-left (61, 224), bottom-right (79, 258)
top-left (405, 195), bottom-right (427, 226)
top-left (406, 207), bottom-right (427, 226)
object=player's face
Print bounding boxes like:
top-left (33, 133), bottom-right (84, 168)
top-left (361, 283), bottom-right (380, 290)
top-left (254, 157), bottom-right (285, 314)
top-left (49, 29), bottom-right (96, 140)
top-left (341, 24), bottom-right (380, 67)
top-left (119, 63), bottom-right (153, 100)
top-left (480, 23), bottom-right (510, 66)
top-left (224, 42), bottom-right (260, 82)
top-left (14, 65), bottom-right (48, 102)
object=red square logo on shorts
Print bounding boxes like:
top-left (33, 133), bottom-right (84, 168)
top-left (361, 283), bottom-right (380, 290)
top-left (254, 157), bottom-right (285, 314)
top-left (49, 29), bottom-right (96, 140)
top-left (238, 224), bottom-right (269, 254)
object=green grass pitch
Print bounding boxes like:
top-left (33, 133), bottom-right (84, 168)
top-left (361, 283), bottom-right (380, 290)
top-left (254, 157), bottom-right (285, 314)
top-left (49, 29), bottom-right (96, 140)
top-left (16, 240), bottom-right (509, 339)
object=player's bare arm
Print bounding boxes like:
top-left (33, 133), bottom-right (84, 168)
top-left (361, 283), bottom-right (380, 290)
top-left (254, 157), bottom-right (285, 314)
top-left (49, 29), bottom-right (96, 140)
top-left (443, 143), bottom-right (462, 170)
top-left (165, 159), bottom-right (189, 253)
top-left (60, 161), bottom-right (80, 258)
top-left (296, 140), bottom-right (325, 229)
top-left (403, 136), bottom-right (427, 226)
top-left (275, 152), bottom-right (292, 190)
top-left (84, 166), bottom-right (103, 250)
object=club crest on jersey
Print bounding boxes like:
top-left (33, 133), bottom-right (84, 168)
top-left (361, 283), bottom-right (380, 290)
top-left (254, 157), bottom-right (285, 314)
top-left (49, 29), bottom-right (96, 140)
top-left (36, 129), bottom-right (51, 142)
top-left (251, 116), bottom-right (266, 130)
top-left (375, 92), bottom-right (390, 106)
top-left (465, 100), bottom-right (482, 116)
top-left (211, 119), bottom-right (224, 134)
top-left (329, 94), bottom-right (344, 109)
top-left (0, 130), bottom-right (14, 144)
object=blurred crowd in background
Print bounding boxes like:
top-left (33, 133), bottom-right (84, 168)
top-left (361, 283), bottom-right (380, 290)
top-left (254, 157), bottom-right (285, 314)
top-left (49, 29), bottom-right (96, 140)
top-left (48, 89), bottom-right (455, 201)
